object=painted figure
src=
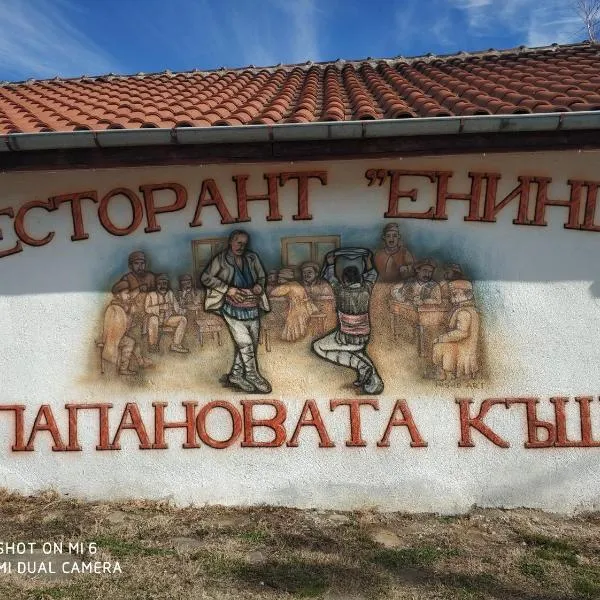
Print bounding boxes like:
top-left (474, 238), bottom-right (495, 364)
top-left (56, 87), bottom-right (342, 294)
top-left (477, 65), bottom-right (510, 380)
top-left (301, 260), bottom-right (336, 332)
top-left (432, 279), bottom-right (480, 379)
top-left (300, 262), bottom-right (334, 303)
top-left (200, 229), bottom-right (272, 393)
top-left (269, 268), bottom-right (317, 341)
top-left (112, 250), bottom-right (156, 318)
top-left (145, 274), bottom-right (189, 354)
top-left (393, 258), bottom-right (441, 306)
top-left (177, 274), bottom-right (200, 308)
top-left (373, 223), bottom-right (414, 283)
top-left (312, 248), bottom-right (384, 395)
top-left (266, 270), bottom-right (279, 296)
top-left (177, 273), bottom-right (225, 346)
top-left (101, 281), bottom-right (152, 375)
top-left (439, 263), bottom-right (465, 304)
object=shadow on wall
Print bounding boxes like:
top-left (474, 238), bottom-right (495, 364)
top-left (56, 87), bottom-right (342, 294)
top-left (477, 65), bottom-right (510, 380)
top-left (1, 214), bottom-right (599, 297)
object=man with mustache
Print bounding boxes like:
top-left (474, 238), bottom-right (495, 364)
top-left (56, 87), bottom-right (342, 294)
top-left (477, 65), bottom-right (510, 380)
top-left (144, 273), bottom-right (189, 354)
top-left (201, 230), bottom-right (271, 393)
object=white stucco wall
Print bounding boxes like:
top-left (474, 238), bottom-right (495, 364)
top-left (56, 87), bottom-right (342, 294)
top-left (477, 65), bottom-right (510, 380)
top-left (0, 150), bottom-right (599, 513)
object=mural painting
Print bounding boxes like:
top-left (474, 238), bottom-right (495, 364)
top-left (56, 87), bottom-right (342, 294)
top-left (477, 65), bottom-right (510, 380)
top-left (96, 220), bottom-right (483, 399)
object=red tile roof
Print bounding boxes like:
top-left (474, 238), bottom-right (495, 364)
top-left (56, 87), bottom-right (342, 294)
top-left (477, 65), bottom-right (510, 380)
top-left (1, 42), bottom-right (600, 134)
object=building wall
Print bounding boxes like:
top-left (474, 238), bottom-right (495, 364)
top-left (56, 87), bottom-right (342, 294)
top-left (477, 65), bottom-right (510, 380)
top-left (0, 150), bottom-right (599, 513)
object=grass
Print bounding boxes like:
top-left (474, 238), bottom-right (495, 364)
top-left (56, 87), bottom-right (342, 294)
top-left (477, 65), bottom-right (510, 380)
top-left (446, 572), bottom-right (498, 593)
top-left (0, 492), bottom-right (599, 599)
top-left (190, 549), bottom-right (241, 577)
top-left (90, 535), bottom-right (176, 558)
top-left (233, 559), bottom-right (330, 597)
top-left (26, 583), bottom-right (92, 600)
top-left (239, 529), bottom-right (270, 544)
top-left (572, 567), bottom-right (600, 599)
top-left (520, 532), bottom-right (580, 566)
top-left (438, 515), bottom-right (460, 524)
top-left (373, 545), bottom-right (459, 570)
top-left (519, 559), bottom-right (545, 579)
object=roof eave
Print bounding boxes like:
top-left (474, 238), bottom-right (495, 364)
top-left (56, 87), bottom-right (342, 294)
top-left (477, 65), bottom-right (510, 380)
top-left (2, 112), bottom-right (600, 153)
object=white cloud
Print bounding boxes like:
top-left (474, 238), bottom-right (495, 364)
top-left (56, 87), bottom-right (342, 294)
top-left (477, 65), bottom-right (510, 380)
top-left (277, 0), bottom-right (320, 63)
top-left (449, 0), bottom-right (582, 45)
top-left (0, 0), bottom-right (120, 80)
top-left (229, 5), bottom-right (279, 68)
top-left (171, 0), bottom-right (321, 69)
top-left (394, 2), bottom-right (421, 53)
top-left (453, 0), bottom-right (493, 8)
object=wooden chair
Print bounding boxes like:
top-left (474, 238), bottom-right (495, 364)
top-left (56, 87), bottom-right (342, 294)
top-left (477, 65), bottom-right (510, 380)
top-left (259, 326), bottom-right (272, 352)
top-left (389, 300), bottom-right (419, 342)
top-left (309, 313), bottom-right (328, 336)
top-left (196, 319), bottom-right (224, 347)
top-left (416, 304), bottom-right (451, 358)
top-left (95, 340), bottom-right (120, 375)
top-left (260, 297), bottom-right (286, 352)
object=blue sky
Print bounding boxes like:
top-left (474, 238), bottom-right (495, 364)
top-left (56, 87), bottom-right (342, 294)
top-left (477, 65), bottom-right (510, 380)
top-left (0, 0), bottom-right (587, 81)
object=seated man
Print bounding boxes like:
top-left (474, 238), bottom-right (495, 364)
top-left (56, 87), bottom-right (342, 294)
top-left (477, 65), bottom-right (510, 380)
top-left (112, 250), bottom-right (155, 323)
top-left (266, 270), bottom-right (279, 296)
top-left (432, 279), bottom-right (480, 380)
top-left (300, 261), bottom-right (336, 330)
top-left (396, 258), bottom-right (441, 307)
top-left (102, 281), bottom-right (152, 375)
top-left (439, 263), bottom-right (465, 304)
top-left (177, 274), bottom-right (203, 314)
top-left (301, 261), bottom-right (334, 303)
top-left (145, 273), bottom-right (189, 354)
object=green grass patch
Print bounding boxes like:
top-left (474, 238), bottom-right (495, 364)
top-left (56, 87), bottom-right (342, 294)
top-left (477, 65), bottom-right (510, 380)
top-left (190, 550), bottom-right (241, 578)
top-left (91, 535), bottom-right (175, 558)
top-left (534, 546), bottom-right (578, 566)
top-left (446, 572), bottom-right (498, 597)
top-left (238, 529), bottom-right (269, 544)
top-left (26, 583), bottom-right (91, 600)
top-left (438, 515), bottom-right (459, 524)
top-left (573, 567), bottom-right (600, 599)
top-left (519, 559), bottom-right (545, 580)
top-left (521, 532), bottom-right (576, 553)
top-left (374, 545), bottom-right (458, 569)
top-left (521, 533), bottom-right (580, 566)
top-left (192, 551), bottom-right (363, 598)
top-left (234, 560), bottom-right (329, 597)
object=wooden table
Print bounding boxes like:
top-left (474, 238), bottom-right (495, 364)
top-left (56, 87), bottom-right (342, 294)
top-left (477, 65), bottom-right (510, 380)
top-left (390, 300), bottom-right (450, 357)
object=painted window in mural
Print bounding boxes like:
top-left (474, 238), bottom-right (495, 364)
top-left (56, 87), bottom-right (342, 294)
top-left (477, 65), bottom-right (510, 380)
top-left (281, 235), bottom-right (340, 267)
top-left (191, 238), bottom-right (227, 282)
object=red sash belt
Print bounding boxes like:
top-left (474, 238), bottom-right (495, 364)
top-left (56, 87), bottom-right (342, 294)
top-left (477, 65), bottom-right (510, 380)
top-left (338, 311), bottom-right (370, 335)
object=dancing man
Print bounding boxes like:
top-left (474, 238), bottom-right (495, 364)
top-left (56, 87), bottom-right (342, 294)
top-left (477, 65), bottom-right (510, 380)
top-left (201, 230), bottom-right (271, 393)
top-left (312, 248), bottom-right (384, 395)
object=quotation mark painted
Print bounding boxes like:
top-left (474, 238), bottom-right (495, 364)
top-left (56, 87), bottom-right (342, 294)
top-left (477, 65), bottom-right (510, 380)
top-left (365, 169), bottom-right (388, 186)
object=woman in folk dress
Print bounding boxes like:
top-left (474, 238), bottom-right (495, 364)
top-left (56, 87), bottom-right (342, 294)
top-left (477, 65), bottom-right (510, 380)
top-left (269, 268), bottom-right (318, 342)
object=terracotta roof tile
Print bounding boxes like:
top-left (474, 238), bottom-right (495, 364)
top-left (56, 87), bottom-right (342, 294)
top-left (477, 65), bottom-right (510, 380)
top-left (1, 42), bottom-right (600, 133)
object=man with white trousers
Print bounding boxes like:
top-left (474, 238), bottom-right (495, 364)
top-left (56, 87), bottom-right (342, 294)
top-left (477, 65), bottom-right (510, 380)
top-left (201, 230), bottom-right (271, 393)
top-left (312, 248), bottom-right (384, 395)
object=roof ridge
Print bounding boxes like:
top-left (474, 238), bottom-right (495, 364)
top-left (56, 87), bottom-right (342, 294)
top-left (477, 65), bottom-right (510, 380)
top-left (0, 40), bottom-right (596, 87)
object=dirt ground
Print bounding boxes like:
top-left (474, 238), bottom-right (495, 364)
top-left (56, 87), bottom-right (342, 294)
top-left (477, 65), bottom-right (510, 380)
top-left (0, 491), bottom-right (599, 600)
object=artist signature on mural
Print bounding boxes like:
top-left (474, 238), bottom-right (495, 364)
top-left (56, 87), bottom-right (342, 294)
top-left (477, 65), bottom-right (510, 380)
top-left (435, 380), bottom-right (485, 389)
